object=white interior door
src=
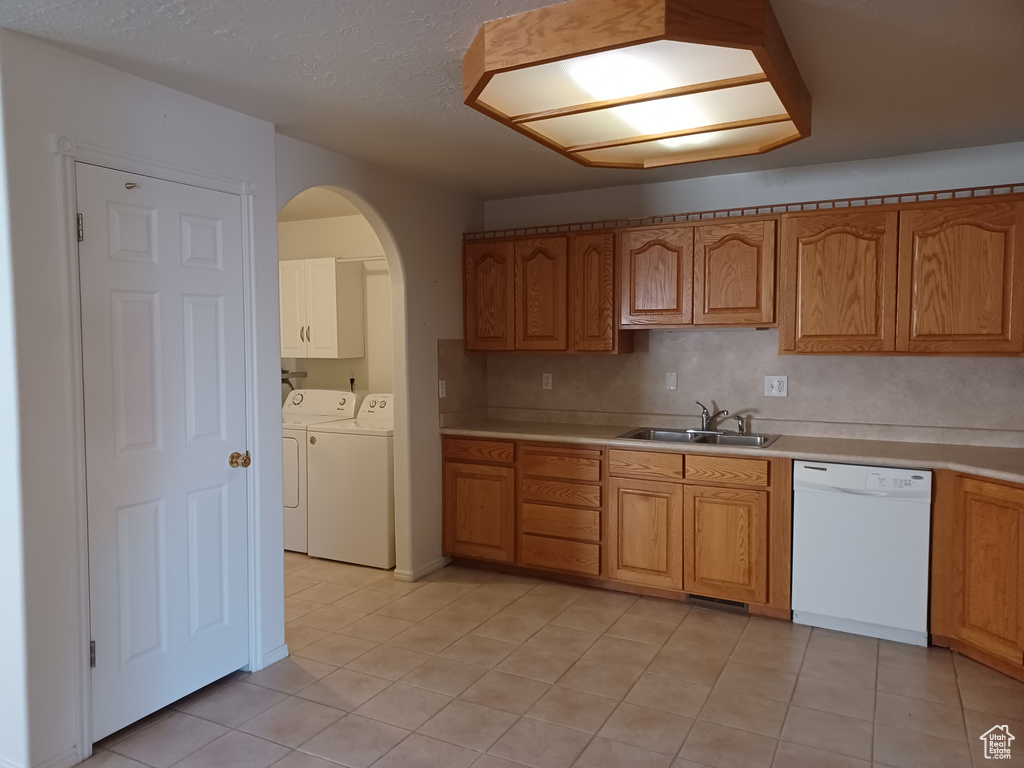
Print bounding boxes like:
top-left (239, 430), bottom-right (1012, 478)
top-left (304, 257), bottom-right (339, 357)
top-left (77, 162), bottom-right (250, 741)
top-left (279, 260), bottom-right (306, 358)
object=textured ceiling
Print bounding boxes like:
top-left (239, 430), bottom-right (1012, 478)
top-left (2, 0), bottom-right (1022, 199)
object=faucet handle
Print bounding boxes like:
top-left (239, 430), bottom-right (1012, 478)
top-left (733, 415), bottom-right (747, 435)
top-left (695, 401), bottom-right (710, 429)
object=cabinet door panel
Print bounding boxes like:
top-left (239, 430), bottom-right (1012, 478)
top-left (443, 462), bottom-right (515, 562)
top-left (304, 257), bottom-right (340, 358)
top-left (694, 220), bottom-right (775, 325)
top-left (620, 226), bottom-right (693, 326)
top-left (958, 478), bottom-right (1024, 664)
top-left (684, 486), bottom-right (767, 604)
top-left (571, 232), bottom-right (617, 351)
top-left (465, 241), bottom-right (515, 351)
top-left (779, 211), bottom-right (898, 353)
top-left (897, 202), bottom-right (1024, 353)
top-left (607, 478), bottom-right (683, 589)
top-left (515, 237), bottom-right (568, 350)
top-left (279, 261), bottom-right (306, 358)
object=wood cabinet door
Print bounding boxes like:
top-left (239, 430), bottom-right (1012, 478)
top-left (779, 210), bottom-right (899, 352)
top-left (607, 478), bottom-right (683, 589)
top-left (570, 232), bottom-right (617, 351)
top-left (694, 220), bottom-right (776, 325)
top-left (956, 477), bottom-right (1024, 665)
top-left (443, 461), bottom-right (516, 562)
top-left (683, 486), bottom-right (768, 604)
top-left (897, 201), bottom-right (1024, 353)
top-left (515, 237), bottom-right (568, 350)
top-left (465, 240), bottom-right (515, 350)
top-left (620, 225), bottom-right (694, 326)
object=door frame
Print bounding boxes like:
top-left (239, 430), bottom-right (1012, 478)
top-left (53, 135), bottom-right (264, 758)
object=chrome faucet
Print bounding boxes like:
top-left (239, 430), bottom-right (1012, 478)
top-left (734, 414), bottom-right (747, 435)
top-left (694, 401), bottom-right (729, 432)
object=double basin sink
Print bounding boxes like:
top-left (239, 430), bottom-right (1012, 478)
top-left (616, 427), bottom-right (779, 449)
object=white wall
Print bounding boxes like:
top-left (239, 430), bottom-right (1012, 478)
top-left (484, 141), bottom-right (1024, 228)
top-left (279, 215), bottom-right (385, 260)
top-left (0, 30), bottom-right (283, 768)
top-left (276, 135), bottom-right (480, 582)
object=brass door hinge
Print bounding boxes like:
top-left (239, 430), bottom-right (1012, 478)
top-left (77, 213), bottom-right (84, 243)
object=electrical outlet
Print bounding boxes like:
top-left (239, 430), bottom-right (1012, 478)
top-left (666, 372), bottom-right (678, 391)
top-left (542, 373), bottom-right (553, 390)
top-left (765, 375), bottom-right (788, 397)
top-left (438, 380), bottom-right (446, 398)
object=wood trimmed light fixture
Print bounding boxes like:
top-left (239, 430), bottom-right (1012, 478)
top-left (463, 0), bottom-right (811, 169)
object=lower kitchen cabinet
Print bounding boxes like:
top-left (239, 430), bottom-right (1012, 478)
top-left (442, 438), bottom-right (516, 563)
top-left (519, 443), bottom-right (603, 576)
top-left (440, 437), bottom-right (792, 616)
top-left (607, 477), bottom-right (683, 590)
top-left (683, 485), bottom-right (768, 604)
top-left (932, 472), bottom-right (1024, 681)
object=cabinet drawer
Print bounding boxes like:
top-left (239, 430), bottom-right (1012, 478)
top-left (685, 455), bottom-right (769, 487)
top-left (443, 437), bottom-right (515, 465)
top-left (609, 449), bottom-right (684, 481)
top-left (521, 445), bottom-right (602, 481)
top-left (521, 478), bottom-right (601, 508)
top-left (521, 535), bottom-right (600, 576)
top-left (522, 503), bottom-right (600, 542)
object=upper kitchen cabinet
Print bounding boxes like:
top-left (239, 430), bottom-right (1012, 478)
top-left (464, 232), bottom-right (629, 353)
top-left (896, 201), bottom-right (1024, 354)
top-left (778, 209), bottom-right (899, 353)
top-left (464, 240), bottom-right (515, 350)
top-left (279, 257), bottom-right (365, 359)
top-left (620, 224), bottom-right (694, 326)
top-left (570, 231), bottom-right (630, 353)
top-left (515, 237), bottom-right (568, 350)
top-left (621, 220), bottom-right (776, 328)
top-left (780, 198), bottom-right (1024, 355)
top-left (694, 220), bottom-right (776, 325)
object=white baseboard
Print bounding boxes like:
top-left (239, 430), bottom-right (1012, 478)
top-left (263, 643), bottom-right (290, 668)
top-left (32, 747), bottom-right (79, 768)
top-left (394, 555), bottom-right (450, 582)
top-left (0, 756), bottom-right (26, 768)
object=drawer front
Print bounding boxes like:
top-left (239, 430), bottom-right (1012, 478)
top-left (521, 503), bottom-right (600, 542)
top-left (443, 437), bottom-right (515, 465)
top-left (521, 478), bottom-right (602, 508)
top-left (521, 446), bottom-right (602, 481)
top-left (685, 455), bottom-right (769, 487)
top-left (521, 535), bottom-right (600, 576)
top-left (609, 449), bottom-right (684, 481)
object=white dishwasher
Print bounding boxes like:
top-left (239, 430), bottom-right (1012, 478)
top-left (792, 461), bottom-right (932, 646)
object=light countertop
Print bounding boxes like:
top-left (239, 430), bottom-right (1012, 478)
top-left (441, 420), bottom-right (1024, 485)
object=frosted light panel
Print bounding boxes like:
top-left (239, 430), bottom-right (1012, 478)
top-left (576, 121), bottom-right (800, 166)
top-left (525, 82), bottom-right (787, 148)
top-left (478, 40), bottom-right (763, 117)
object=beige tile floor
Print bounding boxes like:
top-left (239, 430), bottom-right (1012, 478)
top-left (85, 552), bottom-right (1024, 768)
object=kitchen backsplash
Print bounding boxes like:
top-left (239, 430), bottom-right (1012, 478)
top-left (438, 333), bottom-right (1024, 448)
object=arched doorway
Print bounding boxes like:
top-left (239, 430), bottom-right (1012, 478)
top-left (276, 185), bottom-right (411, 575)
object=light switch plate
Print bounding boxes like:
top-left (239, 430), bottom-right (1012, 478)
top-left (666, 372), bottom-right (678, 391)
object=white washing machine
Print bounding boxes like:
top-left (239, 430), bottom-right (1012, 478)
top-left (281, 389), bottom-right (358, 552)
top-left (307, 393), bottom-right (395, 568)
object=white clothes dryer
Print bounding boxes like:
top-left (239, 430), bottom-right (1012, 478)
top-left (281, 389), bottom-right (358, 552)
top-left (307, 393), bottom-right (395, 568)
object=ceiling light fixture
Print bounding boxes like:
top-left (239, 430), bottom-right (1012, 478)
top-left (463, 0), bottom-right (811, 169)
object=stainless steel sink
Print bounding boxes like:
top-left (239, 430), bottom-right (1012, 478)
top-left (616, 427), bottom-right (779, 448)
top-left (695, 433), bottom-right (779, 448)
top-left (615, 428), bottom-right (704, 443)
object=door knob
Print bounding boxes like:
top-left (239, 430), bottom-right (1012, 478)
top-left (229, 451), bottom-right (252, 468)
